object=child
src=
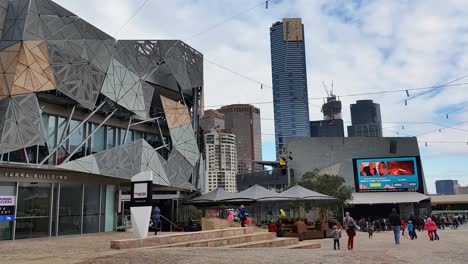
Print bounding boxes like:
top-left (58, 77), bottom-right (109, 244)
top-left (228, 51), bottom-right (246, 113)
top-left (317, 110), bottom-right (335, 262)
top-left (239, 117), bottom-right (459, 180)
top-left (330, 225), bottom-right (341, 250)
top-left (407, 221), bottom-right (415, 240)
top-left (401, 219), bottom-right (408, 239)
top-left (367, 225), bottom-right (374, 239)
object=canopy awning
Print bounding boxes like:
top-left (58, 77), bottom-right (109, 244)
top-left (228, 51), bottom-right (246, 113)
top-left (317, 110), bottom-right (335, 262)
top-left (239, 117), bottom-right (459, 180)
top-left (280, 185), bottom-right (336, 200)
top-left (190, 188), bottom-right (236, 203)
top-left (349, 192), bottom-right (430, 205)
top-left (226, 184), bottom-right (289, 201)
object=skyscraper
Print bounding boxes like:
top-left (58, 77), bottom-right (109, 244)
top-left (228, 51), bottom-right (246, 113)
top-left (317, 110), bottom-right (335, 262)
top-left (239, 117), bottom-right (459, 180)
top-left (200, 109), bottom-right (225, 131)
top-left (204, 129), bottom-right (237, 193)
top-left (347, 100), bottom-right (383, 137)
top-left (435, 180), bottom-right (458, 195)
top-left (309, 95), bottom-right (344, 137)
top-left (219, 104), bottom-right (262, 173)
top-left (270, 18), bottom-right (310, 157)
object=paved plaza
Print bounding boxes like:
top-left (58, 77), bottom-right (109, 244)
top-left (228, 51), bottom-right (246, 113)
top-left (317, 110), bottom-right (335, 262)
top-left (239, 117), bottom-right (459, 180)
top-left (1, 227), bottom-right (467, 264)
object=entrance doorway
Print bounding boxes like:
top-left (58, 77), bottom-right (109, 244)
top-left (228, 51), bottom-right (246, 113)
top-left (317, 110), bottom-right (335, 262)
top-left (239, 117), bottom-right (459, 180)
top-left (15, 183), bottom-right (51, 239)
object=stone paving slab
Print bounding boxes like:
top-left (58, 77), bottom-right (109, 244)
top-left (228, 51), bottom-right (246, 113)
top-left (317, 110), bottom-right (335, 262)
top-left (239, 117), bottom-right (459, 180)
top-left (1, 227), bottom-right (467, 263)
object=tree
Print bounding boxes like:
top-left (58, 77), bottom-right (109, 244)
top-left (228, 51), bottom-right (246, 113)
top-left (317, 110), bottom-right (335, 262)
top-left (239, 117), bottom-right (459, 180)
top-left (299, 169), bottom-right (353, 206)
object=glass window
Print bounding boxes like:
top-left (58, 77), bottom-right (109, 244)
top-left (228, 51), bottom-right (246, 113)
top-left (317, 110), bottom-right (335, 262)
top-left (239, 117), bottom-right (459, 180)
top-left (42, 114), bottom-right (57, 147)
top-left (58, 184), bottom-right (82, 235)
top-left (146, 133), bottom-right (160, 148)
top-left (83, 184), bottom-right (100, 234)
top-left (134, 131), bottom-right (143, 140)
top-left (92, 124), bottom-right (105, 153)
top-left (57, 117), bottom-right (67, 149)
top-left (69, 120), bottom-right (85, 160)
top-left (15, 183), bottom-right (51, 239)
top-left (106, 127), bottom-right (115, 150)
top-left (120, 129), bottom-right (131, 145)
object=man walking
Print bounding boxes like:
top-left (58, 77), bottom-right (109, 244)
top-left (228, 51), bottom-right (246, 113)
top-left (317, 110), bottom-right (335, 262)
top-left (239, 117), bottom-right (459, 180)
top-left (238, 205), bottom-right (247, 227)
top-left (152, 205), bottom-right (161, 235)
top-left (389, 208), bottom-right (402, 245)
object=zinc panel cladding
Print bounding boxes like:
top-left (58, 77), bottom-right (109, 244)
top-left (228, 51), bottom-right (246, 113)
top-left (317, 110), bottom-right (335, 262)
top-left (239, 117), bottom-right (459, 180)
top-left (0, 0), bottom-right (203, 191)
top-left (270, 20), bottom-right (310, 157)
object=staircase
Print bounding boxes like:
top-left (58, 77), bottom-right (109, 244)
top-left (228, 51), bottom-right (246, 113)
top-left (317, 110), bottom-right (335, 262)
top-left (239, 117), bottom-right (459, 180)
top-left (111, 227), bottom-right (321, 250)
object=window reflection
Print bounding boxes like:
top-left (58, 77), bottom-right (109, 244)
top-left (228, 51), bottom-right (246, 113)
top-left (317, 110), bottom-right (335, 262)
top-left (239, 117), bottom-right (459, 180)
top-left (15, 183), bottom-right (51, 239)
top-left (106, 127), bottom-right (115, 150)
top-left (92, 124), bottom-right (105, 153)
top-left (58, 184), bottom-right (82, 235)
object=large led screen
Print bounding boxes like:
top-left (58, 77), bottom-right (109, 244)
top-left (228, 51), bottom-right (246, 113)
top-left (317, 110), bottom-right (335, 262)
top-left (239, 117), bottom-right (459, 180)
top-left (353, 156), bottom-right (422, 192)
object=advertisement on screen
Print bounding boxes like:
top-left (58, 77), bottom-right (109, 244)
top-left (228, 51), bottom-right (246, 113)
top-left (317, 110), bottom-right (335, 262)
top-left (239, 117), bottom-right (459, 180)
top-left (353, 156), bottom-right (422, 192)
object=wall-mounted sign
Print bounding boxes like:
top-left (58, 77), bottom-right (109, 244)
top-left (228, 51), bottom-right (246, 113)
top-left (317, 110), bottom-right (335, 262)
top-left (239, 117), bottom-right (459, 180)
top-left (0, 205), bottom-right (15, 222)
top-left (0, 196), bottom-right (15, 206)
top-left (1, 171), bottom-right (68, 181)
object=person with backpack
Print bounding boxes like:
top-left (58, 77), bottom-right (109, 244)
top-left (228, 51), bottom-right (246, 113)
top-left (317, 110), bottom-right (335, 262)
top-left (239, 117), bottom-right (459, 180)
top-left (343, 212), bottom-right (357, 250)
top-left (238, 205), bottom-right (247, 227)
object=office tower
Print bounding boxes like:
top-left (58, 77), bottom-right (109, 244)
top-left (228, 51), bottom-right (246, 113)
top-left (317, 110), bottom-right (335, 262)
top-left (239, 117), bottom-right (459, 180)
top-left (270, 18), bottom-right (310, 156)
top-left (219, 104), bottom-right (262, 173)
top-left (200, 109), bottom-right (225, 131)
top-left (204, 129), bottom-right (237, 193)
top-left (310, 95), bottom-right (344, 137)
top-left (347, 100), bottom-right (383, 137)
top-left (436, 180), bottom-right (458, 195)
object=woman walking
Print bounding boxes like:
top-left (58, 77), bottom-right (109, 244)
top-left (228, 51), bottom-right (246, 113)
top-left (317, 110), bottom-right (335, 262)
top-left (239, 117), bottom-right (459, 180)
top-left (343, 212), bottom-right (357, 250)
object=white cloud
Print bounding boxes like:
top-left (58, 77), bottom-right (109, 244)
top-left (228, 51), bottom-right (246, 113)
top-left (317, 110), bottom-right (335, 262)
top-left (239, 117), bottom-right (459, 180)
top-left (55, 0), bottom-right (468, 190)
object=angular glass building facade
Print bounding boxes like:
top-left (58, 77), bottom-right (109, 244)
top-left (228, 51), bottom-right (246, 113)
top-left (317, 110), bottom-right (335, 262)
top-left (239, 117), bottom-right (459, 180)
top-left (0, 0), bottom-right (203, 240)
top-left (270, 18), bottom-right (310, 157)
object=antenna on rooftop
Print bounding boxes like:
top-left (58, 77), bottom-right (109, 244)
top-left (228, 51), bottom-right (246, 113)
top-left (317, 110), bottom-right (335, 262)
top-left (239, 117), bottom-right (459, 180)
top-left (322, 81), bottom-right (330, 97)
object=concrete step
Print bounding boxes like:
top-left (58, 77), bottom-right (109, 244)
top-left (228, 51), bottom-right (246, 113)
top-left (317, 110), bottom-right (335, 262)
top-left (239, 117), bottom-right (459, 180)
top-left (281, 241), bottom-right (321, 249)
top-left (156, 232), bottom-right (277, 248)
top-left (111, 227), bottom-right (256, 249)
top-left (223, 237), bottom-right (299, 248)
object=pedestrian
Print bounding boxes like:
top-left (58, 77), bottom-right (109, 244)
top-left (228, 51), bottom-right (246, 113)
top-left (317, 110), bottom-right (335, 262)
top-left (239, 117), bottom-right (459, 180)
top-left (438, 215), bottom-right (445, 230)
top-left (227, 210), bottom-right (234, 222)
top-left (367, 225), bottom-right (374, 239)
top-left (330, 225), bottom-right (341, 250)
top-left (389, 208), bottom-right (402, 245)
top-left (152, 205), bottom-right (161, 235)
top-left (343, 212), bottom-right (357, 250)
top-left (424, 218), bottom-right (437, 241)
top-left (238, 205), bottom-right (247, 227)
top-left (407, 220), bottom-right (415, 240)
top-left (452, 218), bottom-right (459, 230)
top-left (401, 218), bottom-right (407, 239)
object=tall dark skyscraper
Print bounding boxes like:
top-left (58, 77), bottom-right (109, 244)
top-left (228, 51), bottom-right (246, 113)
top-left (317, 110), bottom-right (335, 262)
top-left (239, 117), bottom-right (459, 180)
top-left (270, 18), bottom-right (310, 157)
top-left (347, 100), bottom-right (383, 137)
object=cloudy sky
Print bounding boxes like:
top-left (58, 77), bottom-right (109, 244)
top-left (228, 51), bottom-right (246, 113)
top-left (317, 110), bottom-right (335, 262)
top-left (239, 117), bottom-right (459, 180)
top-left (56, 0), bottom-right (468, 193)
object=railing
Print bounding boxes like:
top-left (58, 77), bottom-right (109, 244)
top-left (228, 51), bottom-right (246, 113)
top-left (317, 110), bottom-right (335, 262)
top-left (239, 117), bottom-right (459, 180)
top-left (160, 215), bottom-right (184, 232)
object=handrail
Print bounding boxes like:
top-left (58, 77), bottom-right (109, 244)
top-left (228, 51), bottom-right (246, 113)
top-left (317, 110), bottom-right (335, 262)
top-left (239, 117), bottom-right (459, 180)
top-left (160, 215), bottom-right (184, 232)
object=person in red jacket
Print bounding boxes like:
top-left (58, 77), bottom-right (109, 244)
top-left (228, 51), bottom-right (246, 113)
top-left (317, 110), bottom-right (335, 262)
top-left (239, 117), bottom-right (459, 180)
top-left (400, 219), bottom-right (408, 239)
top-left (424, 218), bottom-right (437, 241)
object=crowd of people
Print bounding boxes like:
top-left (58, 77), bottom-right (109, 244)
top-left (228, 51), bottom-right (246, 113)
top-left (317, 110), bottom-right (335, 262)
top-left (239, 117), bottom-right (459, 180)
top-left (355, 213), bottom-right (465, 234)
top-left (336, 210), bottom-right (466, 250)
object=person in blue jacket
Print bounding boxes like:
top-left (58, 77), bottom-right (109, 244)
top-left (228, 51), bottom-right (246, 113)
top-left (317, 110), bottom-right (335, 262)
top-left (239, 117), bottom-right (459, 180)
top-left (238, 205), bottom-right (247, 227)
top-left (407, 220), bottom-right (415, 240)
top-left (152, 206), bottom-right (161, 235)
